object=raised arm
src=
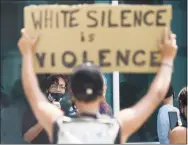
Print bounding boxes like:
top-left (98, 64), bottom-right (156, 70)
top-left (117, 28), bottom-right (178, 142)
top-left (18, 29), bottom-right (62, 140)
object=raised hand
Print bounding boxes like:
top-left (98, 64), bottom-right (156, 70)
top-left (17, 28), bottom-right (39, 55)
top-left (158, 27), bottom-right (178, 61)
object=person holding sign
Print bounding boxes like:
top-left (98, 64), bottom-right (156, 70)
top-left (17, 27), bottom-right (177, 143)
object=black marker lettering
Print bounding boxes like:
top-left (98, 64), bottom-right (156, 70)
top-left (31, 11), bottom-right (42, 29)
top-left (87, 10), bottom-right (98, 28)
top-left (150, 51), bottom-right (160, 67)
top-left (56, 12), bottom-right (59, 28)
top-left (83, 51), bottom-right (94, 63)
top-left (51, 53), bottom-right (55, 67)
top-left (108, 10), bottom-right (118, 27)
top-left (60, 10), bottom-right (69, 27)
top-left (133, 50), bottom-right (146, 66)
top-left (156, 9), bottom-right (166, 26)
top-left (134, 11), bottom-right (142, 26)
top-left (36, 53), bottom-right (46, 67)
top-left (99, 49), bottom-right (111, 67)
top-left (121, 10), bottom-right (131, 27)
top-left (101, 11), bottom-right (105, 27)
top-left (143, 10), bottom-right (154, 26)
top-left (62, 51), bottom-right (77, 68)
top-left (70, 9), bottom-right (79, 27)
top-left (116, 50), bottom-right (130, 66)
top-left (44, 9), bottom-right (53, 28)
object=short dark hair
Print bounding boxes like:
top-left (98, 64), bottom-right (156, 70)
top-left (42, 74), bottom-right (69, 91)
top-left (178, 87), bottom-right (187, 107)
top-left (70, 63), bottom-right (104, 102)
top-left (165, 85), bottom-right (175, 99)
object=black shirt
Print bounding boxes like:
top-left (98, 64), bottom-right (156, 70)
top-left (22, 108), bottom-right (50, 144)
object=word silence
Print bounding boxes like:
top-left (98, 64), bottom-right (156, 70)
top-left (24, 4), bottom-right (172, 73)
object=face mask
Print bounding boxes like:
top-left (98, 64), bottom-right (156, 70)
top-left (48, 93), bottom-right (63, 102)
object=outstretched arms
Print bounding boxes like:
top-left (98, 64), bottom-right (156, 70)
top-left (18, 29), bottom-right (63, 141)
top-left (117, 28), bottom-right (178, 142)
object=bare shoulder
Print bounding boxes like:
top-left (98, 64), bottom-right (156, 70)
top-left (171, 126), bottom-right (187, 133)
top-left (169, 126), bottom-right (187, 144)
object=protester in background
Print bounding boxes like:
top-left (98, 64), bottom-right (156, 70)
top-left (42, 74), bottom-right (68, 108)
top-left (22, 74), bottom-right (69, 144)
top-left (169, 86), bottom-right (187, 144)
top-left (178, 87), bottom-right (187, 125)
top-left (99, 75), bottom-right (113, 117)
top-left (18, 27), bottom-right (178, 143)
top-left (157, 85), bottom-right (181, 144)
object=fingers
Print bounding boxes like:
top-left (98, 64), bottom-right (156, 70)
top-left (162, 27), bottom-right (177, 45)
top-left (21, 28), bottom-right (30, 39)
top-left (164, 27), bottom-right (171, 43)
top-left (32, 32), bottom-right (40, 44)
top-left (171, 34), bottom-right (176, 39)
top-left (158, 27), bottom-right (178, 52)
top-left (20, 28), bottom-right (40, 42)
top-left (170, 33), bottom-right (178, 49)
top-left (157, 36), bottom-right (163, 49)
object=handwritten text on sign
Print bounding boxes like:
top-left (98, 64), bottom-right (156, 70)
top-left (24, 4), bottom-right (172, 74)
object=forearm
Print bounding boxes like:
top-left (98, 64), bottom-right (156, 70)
top-left (21, 53), bottom-right (50, 129)
top-left (24, 123), bottom-right (43, 142)
top-left (146, 58), bottom-right (173, 104)
top-left (21, 52), bottom-right (63, 138)
top-left (119, 58), bottom-right (174, 139)
top-left (22, 53), bottom-right (48, 108)
top-left (135, 59), bottom-right (174, 119)
top-left (18, 29), bottom-right (63, 140)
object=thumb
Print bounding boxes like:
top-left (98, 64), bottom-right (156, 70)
top-left (157, 35), bottom-right (163, 49)
top-left (164, 27), bottom-right (171, 43)
top-left (32, 32), bottom-right (40, 44)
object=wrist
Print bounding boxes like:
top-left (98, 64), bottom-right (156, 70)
top-left (23, 51), bottom-right (33, 59)
top-left (22, 48), bottom-right (33, 57)
top-left (161, 57), bottom-right (174, 65)
top-left (161, 58), bottom-right (174, 71)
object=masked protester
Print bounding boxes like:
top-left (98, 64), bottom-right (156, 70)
top-left (21, 74), bottom-right (72, 144)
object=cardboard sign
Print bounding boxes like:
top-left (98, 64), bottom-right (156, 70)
top-left (24, 4), bottom-right (172, 74)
